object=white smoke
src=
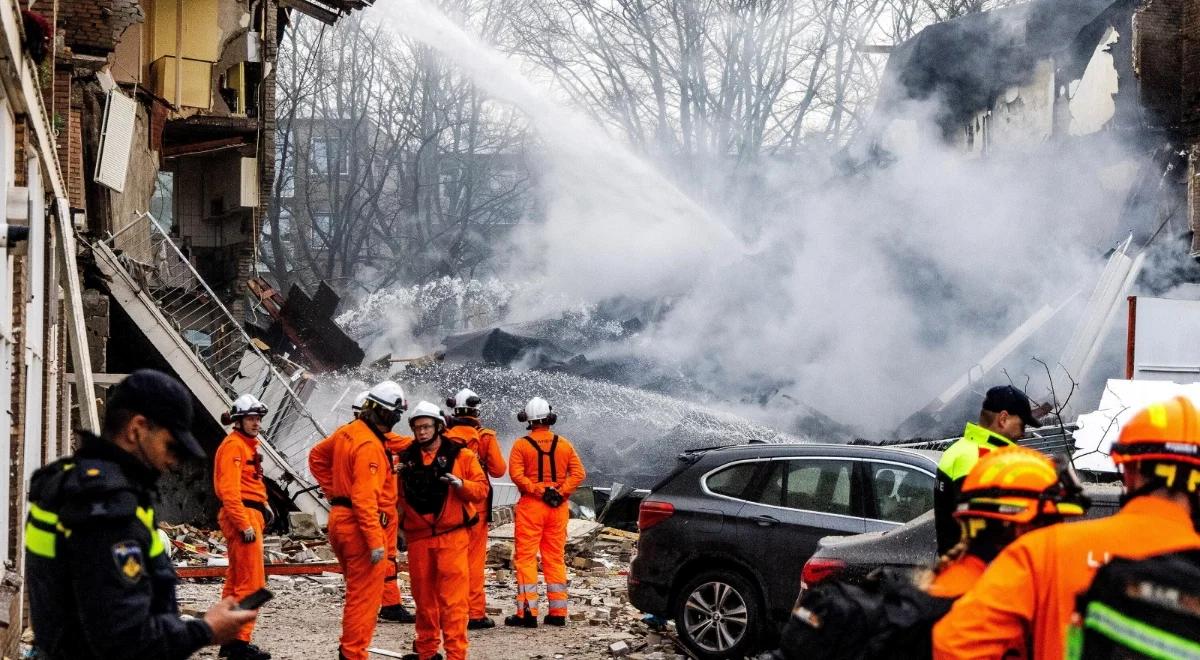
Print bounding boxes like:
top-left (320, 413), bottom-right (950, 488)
top-left (344, 1), bottom-right (1157, 434)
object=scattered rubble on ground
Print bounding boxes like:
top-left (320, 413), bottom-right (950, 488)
top-left (168, 508), bottom-right (681, 658)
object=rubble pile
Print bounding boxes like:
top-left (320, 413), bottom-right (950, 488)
top-left (484, 525), bottom-right (687, 659)
top-left (160, 513), bottom-right (335, 567)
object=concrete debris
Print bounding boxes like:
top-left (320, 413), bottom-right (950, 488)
top-left (158, 521), bottom-right (336, 566)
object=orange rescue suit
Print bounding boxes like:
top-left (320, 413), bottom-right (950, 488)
top-left (315, 419), bottom-right (392, 660)
top-left (933, 496), bottom-right (1200, 659)
top-left (509, 427), bottom-right (585, 617)
top-left (926, 554), bottom-right (987, 600)
top-left (444, 421), bottom-right (506, 619)
top-left (381, 432), bottom-right (412, 608)
top-left (213, 430), bottom-right (269, 642)
top-left (396, 436), bottom-right (487, 660)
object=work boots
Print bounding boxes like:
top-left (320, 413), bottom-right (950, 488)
top-left (467, 617), bottom-right (496, 630)
top-left (218, 640), bottom-right (271, 660)
top-left (399, 654), bottom-right (443, 660)
top-left (379, 604), bottom-right (417, 623)
top-left (504, 612), bottom-right (538, 628)
top-left (543, 614), bottom-right (567, 627)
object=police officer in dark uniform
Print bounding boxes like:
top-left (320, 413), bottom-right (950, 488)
top-left (24, 369), bottom-right (257, 659)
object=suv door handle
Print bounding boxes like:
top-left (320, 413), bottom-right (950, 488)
top-left (751, 515), bottom-right (779, 527)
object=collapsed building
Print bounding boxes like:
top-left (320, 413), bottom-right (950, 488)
top-left (871, 0), bottom-right (1200, 437)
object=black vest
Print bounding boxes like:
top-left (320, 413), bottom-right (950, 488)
top-left (398, 437), bottom-right (465, 516)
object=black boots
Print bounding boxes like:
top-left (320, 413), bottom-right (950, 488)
top-left (467, 617), bottom-right (496, 630)
top-left (219, 640), bottom-right (271, 660)
top-left (399, 654), bottom-right (443, 660)
top-left (379, 604), bottom-right (417, 623)
top-left (543, 614), bottom-right (567, 627)
top-left (503, 612), bottom-right (538, 628)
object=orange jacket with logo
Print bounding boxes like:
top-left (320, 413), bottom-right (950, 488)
top-left (927, 553), bottom-right (987, 600)
top-left (445, 424), bottom-right (506, 479)
top-left (508, 427), bottom-right (585, 498)
top-left (325, 419), bottom-right (391, 550)
top-left (213, 430), bottom-right (269, 530)
top-left (395, 438), bottom-right (488, 541)
top-left (933, 496), bottom-right (1200, 659)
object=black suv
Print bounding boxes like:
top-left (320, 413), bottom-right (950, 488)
top-left (628, 443), bottom-right (940, 659)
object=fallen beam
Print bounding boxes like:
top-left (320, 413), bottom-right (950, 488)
top-left (176, 560), bottom-right (410, 579)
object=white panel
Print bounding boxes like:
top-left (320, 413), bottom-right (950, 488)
top-left (1133, 297), bottom-right (1200, 380)
top-left (93, 90), bottom-right (138, 192)
top-left (23, 151), bottom-right (45, 482)
top-left (0, 96), bottom-right (12, 563)
top-left (240, 157), bottom-right (258, 208)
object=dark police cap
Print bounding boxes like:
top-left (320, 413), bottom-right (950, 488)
top-left (108, 369), bottom-right (205, 459)
top-left (982, 385), bottom-right (1040, 428)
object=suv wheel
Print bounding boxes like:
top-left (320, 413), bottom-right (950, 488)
top-left (674, 570), bottom-right (761, 659)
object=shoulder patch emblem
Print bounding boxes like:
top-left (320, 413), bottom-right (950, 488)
top-left (369, 462), bottom-right (379, 475)
top-left (112, 541), bottom-right (145, 583)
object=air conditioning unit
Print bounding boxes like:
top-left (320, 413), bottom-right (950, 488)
top-left (240, 157), bottom-right (259, 208)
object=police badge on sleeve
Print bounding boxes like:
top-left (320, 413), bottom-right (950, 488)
top-left (111, 541), bottom-right (145, 583)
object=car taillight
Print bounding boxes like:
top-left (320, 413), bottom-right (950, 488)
top-left (800, 557), bottom-right (846, 589)
top-left (638, 500), bottom-right (675, 531)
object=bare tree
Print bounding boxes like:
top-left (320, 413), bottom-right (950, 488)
top-left (268, 7), bottom-right (531, 295)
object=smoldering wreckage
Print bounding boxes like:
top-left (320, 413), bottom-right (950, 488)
top-left (5, 0), bottom-right (1200, 656)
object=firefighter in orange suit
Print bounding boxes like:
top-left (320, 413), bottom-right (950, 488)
top-left (444, 388), bottom-right (507, 629)
top-left (213, 394), bottom-right (274, 660)
top-left (395, 401), bottom-right (488, 660)
top-left (312, 380), bottom-right (407, 660)
top-left (933, 395), bottom-right (1200, 659)
top-left (505, 397), bottom-right (586, 628)
top-left (311, 391), bottom-right (417, 624)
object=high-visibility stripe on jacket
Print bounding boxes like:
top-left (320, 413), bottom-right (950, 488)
top-left (933, 496), bottom-right (1200, 659)
top-left (213, 430), bottom-right (269, 531)
top-left (934, 423), bottom-right (1016, 554)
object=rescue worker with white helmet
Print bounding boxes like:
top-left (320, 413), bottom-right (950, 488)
top-left (443, 388), bottom-right (507, 629)
top-left (310, 380), bottom-right (407, 660)
top-left (213, 394), bottom-right (273, 659)
top-left (394, 401), bottom-right (487, 660)
top-left (506, 397), bottom-right (586, 627)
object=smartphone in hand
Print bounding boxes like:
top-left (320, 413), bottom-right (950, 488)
top-left (236, 588), bottom-right (274, 611)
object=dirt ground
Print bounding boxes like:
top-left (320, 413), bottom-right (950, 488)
top-left (179, 570), bottom-right (686, 660)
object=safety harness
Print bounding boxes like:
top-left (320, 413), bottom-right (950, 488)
top-left (523, 435), bottom-right (560, 482)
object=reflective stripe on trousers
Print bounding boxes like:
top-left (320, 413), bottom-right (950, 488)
top-left (516, 583), bottom-right (539, 616)
top-left (547, 582), bottom-right (569, 615)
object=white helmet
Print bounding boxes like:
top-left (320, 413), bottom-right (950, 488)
top-left (446, 388), bottom-right (481, 412)
top-left (408, 400), bottom-right (444, 425)
top-left (517, 397), bottom-right (556, 425)
top-left (351, 390), bottom-right (369, 412)
top-left (365, 380), bottom-right (407, 412)
top-left (230, 394), bottom-right (268, 420)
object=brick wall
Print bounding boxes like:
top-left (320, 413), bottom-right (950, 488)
top-left (1135, 0), bottom-right (1186, 126)
top-left (58, 0), bottom-right (143, 56)
top-left (1182, 0), bottom-right (1200, 131)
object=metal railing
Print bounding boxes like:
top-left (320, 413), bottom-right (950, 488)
top-left (101, 212), bottom-right (329, 470)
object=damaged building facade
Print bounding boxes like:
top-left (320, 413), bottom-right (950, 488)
top-left (2, 0), bottom-right (371, 652)
top-left (876, 0), bottom-right (1200, 246)
top-left (876, 0), bottom-right (1200, 437)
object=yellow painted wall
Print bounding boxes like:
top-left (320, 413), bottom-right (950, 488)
top-left (147, 0), bottom-right (221, 62)
top-left (145, 0), bottom-right (222, 108)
